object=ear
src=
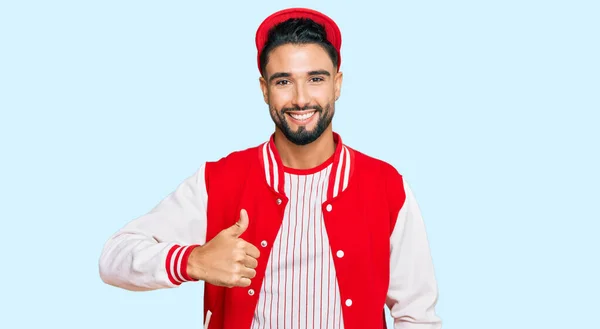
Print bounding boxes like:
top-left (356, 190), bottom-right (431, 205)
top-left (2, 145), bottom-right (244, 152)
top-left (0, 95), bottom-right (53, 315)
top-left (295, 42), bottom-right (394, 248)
top-left (259, 76), bottom-right (269, 104)
top-left (334, 71), bottom-right (343, 101)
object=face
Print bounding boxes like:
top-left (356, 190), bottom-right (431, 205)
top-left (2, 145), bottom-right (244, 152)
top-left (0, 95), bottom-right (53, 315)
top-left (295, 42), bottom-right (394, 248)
top-left (260, 43), bottom-right (343, 146)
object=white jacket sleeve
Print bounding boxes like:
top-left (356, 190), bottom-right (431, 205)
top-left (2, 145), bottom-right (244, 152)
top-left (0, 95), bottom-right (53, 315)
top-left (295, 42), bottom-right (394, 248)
top-left (386, 180), bottom-right (442, 328)
top-left (99, 164), bottom-right (208, 291)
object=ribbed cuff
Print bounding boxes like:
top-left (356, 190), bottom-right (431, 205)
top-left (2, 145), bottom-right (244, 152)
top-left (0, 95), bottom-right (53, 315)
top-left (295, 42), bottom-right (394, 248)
top-left (165, 244), bottom-right (200, 285)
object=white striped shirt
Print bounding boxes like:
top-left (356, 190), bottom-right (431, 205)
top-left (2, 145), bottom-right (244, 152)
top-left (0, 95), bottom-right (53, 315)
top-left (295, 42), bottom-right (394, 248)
top-left (250, 163), bottom-right (345, 329)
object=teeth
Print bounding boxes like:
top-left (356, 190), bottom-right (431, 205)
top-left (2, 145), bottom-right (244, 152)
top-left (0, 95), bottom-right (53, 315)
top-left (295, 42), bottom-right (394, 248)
top-left (289, 111), bottom-right (316, 121)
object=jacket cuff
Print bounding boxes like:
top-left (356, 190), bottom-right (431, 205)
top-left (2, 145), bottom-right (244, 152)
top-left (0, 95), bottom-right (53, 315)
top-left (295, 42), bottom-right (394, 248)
top-left (165, 244), bottom-right (200, 285)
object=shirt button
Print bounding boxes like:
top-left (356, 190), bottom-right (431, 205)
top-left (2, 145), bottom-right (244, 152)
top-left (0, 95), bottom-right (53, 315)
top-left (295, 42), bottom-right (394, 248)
top-left (276, 198), bottom-right (282, 205)
top-left (248, 289), bottom-right (255, 296)
top-left (261, 240), bottom-right (268, 248)
top-left (326, 204), bottom-right (332, 212)
top-left (336, 250), bottom-right (344, 258)
top-left (345, 299), bottom-right (352, 307)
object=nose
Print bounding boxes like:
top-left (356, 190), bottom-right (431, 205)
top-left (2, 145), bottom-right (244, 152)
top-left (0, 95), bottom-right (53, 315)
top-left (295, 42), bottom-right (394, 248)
top-left (291, 83), bottom-right (310, 109)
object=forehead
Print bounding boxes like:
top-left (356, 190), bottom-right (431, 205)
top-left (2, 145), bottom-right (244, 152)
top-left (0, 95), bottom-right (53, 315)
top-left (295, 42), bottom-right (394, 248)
top-left (265, 43), bottom-right (335, 75)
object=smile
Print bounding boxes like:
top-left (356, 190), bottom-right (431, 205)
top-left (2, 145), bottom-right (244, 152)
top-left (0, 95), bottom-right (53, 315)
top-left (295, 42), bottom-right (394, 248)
top-left (287, 111), bottom-right (317, 122)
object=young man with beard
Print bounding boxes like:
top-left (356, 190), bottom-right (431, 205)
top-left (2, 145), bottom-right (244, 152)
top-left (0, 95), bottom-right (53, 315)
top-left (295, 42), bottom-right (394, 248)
top-left (99, 7), bottom-right (442, 329)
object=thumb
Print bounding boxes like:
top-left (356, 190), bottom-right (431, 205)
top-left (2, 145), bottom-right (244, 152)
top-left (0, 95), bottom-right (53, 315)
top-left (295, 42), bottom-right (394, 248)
top-left (230, 209), bottom-right (249, 237)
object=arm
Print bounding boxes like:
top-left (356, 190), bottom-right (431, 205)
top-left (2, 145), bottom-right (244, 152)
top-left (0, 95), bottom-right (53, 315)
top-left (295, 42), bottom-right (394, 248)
top-left (98, 164), bottom-right (208, 291)
top-left (386, 180), bottom-right (442, 328)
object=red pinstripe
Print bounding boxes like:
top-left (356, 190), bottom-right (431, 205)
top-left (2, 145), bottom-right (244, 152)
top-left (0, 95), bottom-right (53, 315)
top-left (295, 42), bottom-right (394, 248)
top-left (283, 174), bottom-right (292, 328)
top-left (250, 164), bottom-right (345, 328)
top-left (306, 173), bottom-right (316, 329)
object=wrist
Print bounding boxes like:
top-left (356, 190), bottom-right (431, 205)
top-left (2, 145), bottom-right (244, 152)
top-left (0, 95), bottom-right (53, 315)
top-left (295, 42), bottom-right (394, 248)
top-left (185, 245), bottom-right (205, 281)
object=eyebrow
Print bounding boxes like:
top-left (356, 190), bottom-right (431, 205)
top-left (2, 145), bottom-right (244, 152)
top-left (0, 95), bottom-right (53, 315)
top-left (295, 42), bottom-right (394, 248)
top-left (268, 70), bottom-right (331, 83)
top-left (308, 70), bottom-right (331, 77)
top-left (268, 72), bottom-right (291, 82)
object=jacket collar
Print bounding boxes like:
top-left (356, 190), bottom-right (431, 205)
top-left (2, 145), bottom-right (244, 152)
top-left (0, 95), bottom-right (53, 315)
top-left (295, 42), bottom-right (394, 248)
top-left (258, 131), bottom-right (354, 199)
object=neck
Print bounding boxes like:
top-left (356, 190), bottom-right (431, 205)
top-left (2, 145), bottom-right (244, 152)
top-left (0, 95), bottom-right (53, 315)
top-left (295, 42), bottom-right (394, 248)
top-left (273, 127), bottom-right (336, 170)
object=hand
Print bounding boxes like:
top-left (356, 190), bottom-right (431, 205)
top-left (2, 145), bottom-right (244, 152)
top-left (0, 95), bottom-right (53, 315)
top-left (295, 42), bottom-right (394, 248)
top-left (187, 209), bottom-right (260, 288)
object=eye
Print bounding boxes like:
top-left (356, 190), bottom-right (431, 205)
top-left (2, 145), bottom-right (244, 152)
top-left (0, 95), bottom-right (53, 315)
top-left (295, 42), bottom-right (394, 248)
top-left (275, 79), bottom-right (290, 86)
top-left (310, 77), bottom-right (325, 83)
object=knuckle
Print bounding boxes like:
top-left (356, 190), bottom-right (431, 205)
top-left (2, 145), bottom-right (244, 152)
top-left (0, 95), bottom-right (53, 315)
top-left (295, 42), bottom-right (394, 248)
top-left (235, 252), bottom-right (245, 262)
top-left (230, 250), bottom-right (241, 262)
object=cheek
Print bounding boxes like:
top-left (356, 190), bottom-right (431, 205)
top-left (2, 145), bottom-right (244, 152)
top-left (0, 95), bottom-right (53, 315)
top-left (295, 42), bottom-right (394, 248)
top-left (309, 86), bottom-right (335, 103)
top-left (268, 89), bottom-right (293, 108)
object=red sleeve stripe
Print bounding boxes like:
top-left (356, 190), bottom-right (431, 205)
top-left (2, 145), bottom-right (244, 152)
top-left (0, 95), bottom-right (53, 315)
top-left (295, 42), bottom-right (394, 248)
top-left (165, 244), bottom-right (200, 285)
top-left (165, 245), bottom-right (182, 285)
top-left (180, 245), bottom-right (200, 281)
top-left (172, 246), bottom-right (186, 283)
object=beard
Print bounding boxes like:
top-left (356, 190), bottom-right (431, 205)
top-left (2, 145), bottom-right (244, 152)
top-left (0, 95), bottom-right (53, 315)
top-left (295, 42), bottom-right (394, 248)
top-left (270, 102), bottom-right (334, 146)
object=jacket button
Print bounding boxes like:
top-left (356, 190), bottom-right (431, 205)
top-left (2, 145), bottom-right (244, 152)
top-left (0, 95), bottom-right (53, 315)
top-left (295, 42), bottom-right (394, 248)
top-left (326, 204), bottom-right (332, 212)
top-left (248, 289), bottom-right (255, 296)
top-left (261, 240), bottom-right (268, 247)
top-left (276, 198), bottom-right (282, 205)
top-left (345, 299), bottom-right (352, 307)
top-left (336, 250), bottom-right (344, 258)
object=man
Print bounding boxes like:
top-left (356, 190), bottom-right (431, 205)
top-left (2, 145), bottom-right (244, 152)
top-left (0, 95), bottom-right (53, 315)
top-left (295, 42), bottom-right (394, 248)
top-left (99, 7), bottom-right (442, 329)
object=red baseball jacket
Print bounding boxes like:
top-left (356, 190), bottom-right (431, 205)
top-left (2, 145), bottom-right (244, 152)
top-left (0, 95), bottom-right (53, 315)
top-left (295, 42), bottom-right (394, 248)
top-left (99, 132), bottom-right (441, 329)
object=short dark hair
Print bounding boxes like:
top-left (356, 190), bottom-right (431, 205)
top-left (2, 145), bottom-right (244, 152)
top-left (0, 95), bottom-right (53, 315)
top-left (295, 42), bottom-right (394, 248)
top-left (259, 18), bottom-right (339, 77)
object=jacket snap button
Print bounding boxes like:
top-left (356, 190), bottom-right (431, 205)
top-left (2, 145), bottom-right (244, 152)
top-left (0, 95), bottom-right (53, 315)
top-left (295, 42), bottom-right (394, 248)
top-left (326, 204), bottom-right (332, 212)
top-left (276, 198), bottom-right (282, 205)
top-left (248, 289), bottom-right (255, 296)
top-left (261, 240), bottom-right (268, 247)
top-left (336, 250), bottom-right (344, 258)
top-left (345, 299), bottom-right (352, 307)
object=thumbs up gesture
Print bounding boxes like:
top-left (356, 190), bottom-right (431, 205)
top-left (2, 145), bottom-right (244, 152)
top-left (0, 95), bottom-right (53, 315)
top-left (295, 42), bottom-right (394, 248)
top-left (186, 209), bottom-right (260, 287)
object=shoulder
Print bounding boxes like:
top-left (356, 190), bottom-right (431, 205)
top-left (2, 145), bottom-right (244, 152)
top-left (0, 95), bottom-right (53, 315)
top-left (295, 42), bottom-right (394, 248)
top-left (208, 143), bottom-right (263, 166)
top-left (346, 144), bottom-right (406, 202)
top-left (347, 145), bottom-right (404, 181)
top-left (203, 142), bottom-right (264, 181)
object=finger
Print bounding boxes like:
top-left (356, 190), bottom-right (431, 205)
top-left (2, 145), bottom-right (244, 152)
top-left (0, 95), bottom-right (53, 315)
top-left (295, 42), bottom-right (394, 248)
top-left (230, 209), bottom-right (249, 237)
top-left (242, 255), bottom-right (258, 269)
top-left (240, 267), bottom-right (257, 280)
top-left (243, 242), bottom-right (260, 259)
top-left (237, 277), bottom-right (251, 287)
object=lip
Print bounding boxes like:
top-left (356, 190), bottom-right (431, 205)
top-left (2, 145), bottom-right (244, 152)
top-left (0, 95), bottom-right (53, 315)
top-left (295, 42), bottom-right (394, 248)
top-left (286, 110), bottom-right (318, 125)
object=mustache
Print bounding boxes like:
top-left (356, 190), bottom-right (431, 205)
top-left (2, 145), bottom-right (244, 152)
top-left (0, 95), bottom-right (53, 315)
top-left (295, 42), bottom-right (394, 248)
top-left (281, 105), bottom-right (323, 113)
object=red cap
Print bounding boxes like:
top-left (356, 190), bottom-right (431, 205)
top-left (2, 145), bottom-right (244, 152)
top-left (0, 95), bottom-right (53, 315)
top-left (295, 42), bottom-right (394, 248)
top-left (255, 8), bottom-right (342, 75)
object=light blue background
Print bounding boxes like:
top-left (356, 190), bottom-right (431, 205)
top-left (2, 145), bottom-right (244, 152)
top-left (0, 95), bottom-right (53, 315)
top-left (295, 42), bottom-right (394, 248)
top-left (1, 1), bottom-right (598, 328)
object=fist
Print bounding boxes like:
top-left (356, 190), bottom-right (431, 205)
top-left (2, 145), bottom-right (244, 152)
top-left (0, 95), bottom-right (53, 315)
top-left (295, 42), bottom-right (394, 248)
top-left (187, 209), bottom-right (260, 288)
